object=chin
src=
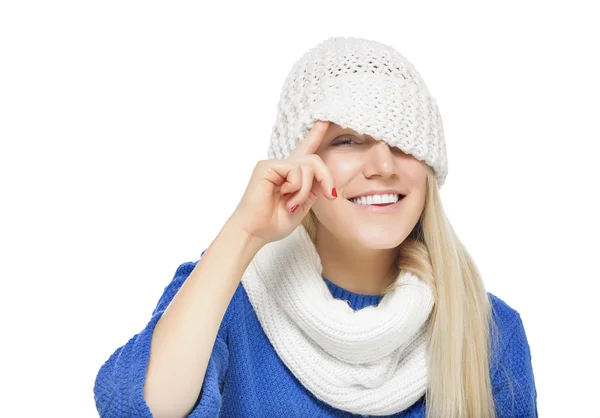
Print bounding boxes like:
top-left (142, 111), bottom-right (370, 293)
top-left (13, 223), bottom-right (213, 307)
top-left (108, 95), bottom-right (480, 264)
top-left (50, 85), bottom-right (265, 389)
top-left (312, 198), bottom-right (420, 248)
top-left (352, 228), bottom-right (409, 249)
top-left (327, 220), bottom-right (408, 250)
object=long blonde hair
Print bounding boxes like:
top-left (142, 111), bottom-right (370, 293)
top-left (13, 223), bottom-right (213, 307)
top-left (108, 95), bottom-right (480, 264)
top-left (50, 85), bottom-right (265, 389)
top-left (301, 166), bottom-right (501, 418)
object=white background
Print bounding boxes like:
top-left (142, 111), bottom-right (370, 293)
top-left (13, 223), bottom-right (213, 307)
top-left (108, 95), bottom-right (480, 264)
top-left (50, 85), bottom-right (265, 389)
top-left (1, 1), bottom-right (598, 417)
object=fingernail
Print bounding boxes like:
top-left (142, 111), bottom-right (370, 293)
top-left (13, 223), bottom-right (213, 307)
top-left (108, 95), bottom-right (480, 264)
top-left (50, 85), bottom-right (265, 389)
top-left (290, 205), bottom-right (298, 213)
top-left (283, 193), bottom-right (290, 197)
top-left (332, 188), bottom-right (337, 197)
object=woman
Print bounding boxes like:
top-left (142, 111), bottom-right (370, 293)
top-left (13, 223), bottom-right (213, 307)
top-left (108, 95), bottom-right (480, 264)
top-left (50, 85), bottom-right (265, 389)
top-left (94, 36), bottom-right (537, 418)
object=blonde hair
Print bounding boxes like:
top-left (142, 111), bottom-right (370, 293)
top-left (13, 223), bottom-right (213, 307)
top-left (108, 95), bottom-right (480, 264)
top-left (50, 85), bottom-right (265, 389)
top-left (301, 166), bottom-right (501, 418)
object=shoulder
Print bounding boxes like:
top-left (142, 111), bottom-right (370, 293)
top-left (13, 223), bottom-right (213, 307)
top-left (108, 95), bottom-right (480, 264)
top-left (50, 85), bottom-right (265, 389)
top-left (487, 291), bottom-right (526, 352)
top-left (488, 292), bottom-right (522, 330)
top-left (486, 292), bottom-right (533, 381)
top-left (487, 294), bottom-right (538, 414)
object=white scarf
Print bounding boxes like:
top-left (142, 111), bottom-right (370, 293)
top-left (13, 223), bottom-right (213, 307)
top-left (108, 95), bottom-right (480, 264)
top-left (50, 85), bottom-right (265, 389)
top-left (240, 224), bottom-right (435, 416)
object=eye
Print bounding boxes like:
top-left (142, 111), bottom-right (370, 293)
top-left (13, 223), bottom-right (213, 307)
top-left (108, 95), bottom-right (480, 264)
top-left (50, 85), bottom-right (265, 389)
top-left (332, 137), bottom-right (358, 146)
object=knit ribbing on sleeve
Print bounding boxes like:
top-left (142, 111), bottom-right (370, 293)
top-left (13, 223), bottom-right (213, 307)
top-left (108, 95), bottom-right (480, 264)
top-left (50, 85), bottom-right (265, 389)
top-left (93, 252), bottom-right (231, 418)
top-left (491, 313), bottom-right (538, 418)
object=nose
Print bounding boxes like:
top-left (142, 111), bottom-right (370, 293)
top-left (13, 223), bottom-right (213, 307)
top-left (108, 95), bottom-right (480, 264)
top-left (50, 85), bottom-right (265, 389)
top-left (363, 140), bottom-right (397, 178)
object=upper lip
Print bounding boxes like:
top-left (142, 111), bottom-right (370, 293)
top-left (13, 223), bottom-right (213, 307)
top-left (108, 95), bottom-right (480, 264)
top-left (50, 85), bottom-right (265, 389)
top-left (347, 189), bottom-right (405, 199)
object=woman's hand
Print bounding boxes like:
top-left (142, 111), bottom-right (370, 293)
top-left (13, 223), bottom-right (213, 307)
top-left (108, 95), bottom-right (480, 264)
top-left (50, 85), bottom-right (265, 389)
top-left (228, 120), bottom-right (337, 246)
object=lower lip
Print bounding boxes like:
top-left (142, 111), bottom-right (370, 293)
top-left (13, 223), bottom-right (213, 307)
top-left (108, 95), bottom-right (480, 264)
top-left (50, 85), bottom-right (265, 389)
top-left (348, 196), bottom-right (405, 212)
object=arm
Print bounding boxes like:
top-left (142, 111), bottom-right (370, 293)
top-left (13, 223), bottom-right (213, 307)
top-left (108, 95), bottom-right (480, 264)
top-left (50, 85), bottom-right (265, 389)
top-left (93, 220), bottom-right (264, 418)
top-left (491, 314), bottom-right (538, 418)
top-left (144, 221), bottom-right (263, 417)
top-left (94, 262), bottom-right (205, 418)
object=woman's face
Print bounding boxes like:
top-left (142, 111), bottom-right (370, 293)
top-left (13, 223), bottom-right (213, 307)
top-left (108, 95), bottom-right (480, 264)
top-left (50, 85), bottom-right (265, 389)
top-left (311, 122), bottom-right (428, 249)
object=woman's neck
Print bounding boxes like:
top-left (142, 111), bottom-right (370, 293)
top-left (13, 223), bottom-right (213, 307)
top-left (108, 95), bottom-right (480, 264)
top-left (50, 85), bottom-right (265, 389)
top-left (315, 227), bottom-right (398, 296)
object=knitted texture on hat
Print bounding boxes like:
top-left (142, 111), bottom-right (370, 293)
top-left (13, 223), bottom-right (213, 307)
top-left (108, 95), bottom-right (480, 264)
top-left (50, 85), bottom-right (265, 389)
top-left (268, 36), bottom-right (448, 187)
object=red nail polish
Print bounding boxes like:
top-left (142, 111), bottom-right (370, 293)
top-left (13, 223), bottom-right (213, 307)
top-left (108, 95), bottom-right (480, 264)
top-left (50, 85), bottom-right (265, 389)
top-left (332, 188), bottom-right (337, 197)
top-left (283, 193), bottom-right (290, 197)
top-left (290, 205), bottom-right (298, 213)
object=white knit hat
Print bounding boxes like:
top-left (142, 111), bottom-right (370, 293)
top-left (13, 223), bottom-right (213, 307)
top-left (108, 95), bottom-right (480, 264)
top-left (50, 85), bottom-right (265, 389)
top-left (267, 36), bottom-right (448, 187)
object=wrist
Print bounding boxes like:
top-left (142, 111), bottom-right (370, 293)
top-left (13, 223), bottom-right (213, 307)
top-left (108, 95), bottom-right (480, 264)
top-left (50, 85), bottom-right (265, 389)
top-left (223, 216), bottom-right (267, 252)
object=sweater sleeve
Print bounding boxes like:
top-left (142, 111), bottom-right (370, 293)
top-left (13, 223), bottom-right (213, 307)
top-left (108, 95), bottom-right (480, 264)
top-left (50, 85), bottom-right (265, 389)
top-left (93, 250), bottom-right (230, 418)
top-left (491, 313), bottom-right (538, 418)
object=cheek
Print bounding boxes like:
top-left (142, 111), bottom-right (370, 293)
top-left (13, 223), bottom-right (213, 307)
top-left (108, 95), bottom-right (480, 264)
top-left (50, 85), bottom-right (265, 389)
top-left (400, 160), bottom-right (427, 186)
top-left (311, 159), bottom-right (353, 214)
top-left (321, 155), bottom-right (361, 183)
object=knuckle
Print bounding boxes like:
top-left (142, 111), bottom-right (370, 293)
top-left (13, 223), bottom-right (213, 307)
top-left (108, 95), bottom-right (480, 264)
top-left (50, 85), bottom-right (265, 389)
top-left (253, 162), bottom-right (265, 175)
top-left (256, 159), bottom-right (270, 170)
top-left (289, 169), bottom-right (301, 183)
top-left (306, 154), bottom-right (321, 165)
top-left (310, 154), bottom-right (323, 163)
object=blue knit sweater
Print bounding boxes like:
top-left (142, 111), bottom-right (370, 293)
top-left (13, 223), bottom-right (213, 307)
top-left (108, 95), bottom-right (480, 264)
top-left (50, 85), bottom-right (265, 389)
top-left (94, 252), bottom-right (538, 417)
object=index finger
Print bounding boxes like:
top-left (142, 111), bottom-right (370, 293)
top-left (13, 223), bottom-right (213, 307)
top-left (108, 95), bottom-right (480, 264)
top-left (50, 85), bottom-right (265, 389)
top-left (291, 120), bottom-right (330, 157)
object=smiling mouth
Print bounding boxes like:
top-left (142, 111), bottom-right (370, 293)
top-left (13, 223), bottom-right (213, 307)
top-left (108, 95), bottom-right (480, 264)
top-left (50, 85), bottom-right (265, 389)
top-left (347, 194), bottom-right (405, 206)
top-left (346, 194), bottom-right (405, 205)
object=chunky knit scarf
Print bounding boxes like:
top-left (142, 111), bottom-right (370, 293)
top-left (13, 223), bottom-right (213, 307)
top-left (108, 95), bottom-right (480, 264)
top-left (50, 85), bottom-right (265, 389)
top-left (240, 225), bottom-right (435, 416)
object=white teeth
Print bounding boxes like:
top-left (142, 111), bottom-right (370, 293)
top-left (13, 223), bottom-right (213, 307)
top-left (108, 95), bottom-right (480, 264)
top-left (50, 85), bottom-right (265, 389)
top-left (350, 194), bottom-right (400, 205)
